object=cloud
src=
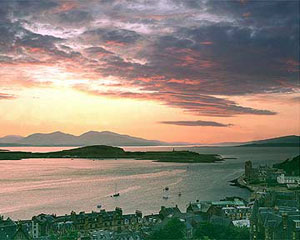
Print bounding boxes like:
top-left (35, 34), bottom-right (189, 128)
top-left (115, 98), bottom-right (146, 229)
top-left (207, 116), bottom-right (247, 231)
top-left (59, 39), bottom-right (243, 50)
top-left (0, 0), bottom-right (298, 117)
top-left (80, 28), bottom-right (142, 46)
top-left (0, 93), bottom-right (16, 100)
top-left (159, 120), bottom-right (233, 127)
top-left (57, 9), bottom-right (93, 26)
top-left (74, 85), bottom-right (277, 117)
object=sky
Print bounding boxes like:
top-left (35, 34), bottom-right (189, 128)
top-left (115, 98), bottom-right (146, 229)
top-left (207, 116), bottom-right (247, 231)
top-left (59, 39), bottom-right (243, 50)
top-left (0, 0), bottom-right (299, 143)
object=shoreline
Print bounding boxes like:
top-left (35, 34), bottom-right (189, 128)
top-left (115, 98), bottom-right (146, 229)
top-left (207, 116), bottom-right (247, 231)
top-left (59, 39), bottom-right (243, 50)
top-left (0, 145), bottom-right (224, 163)
top-left (229, 175), bottom-right (254, 193)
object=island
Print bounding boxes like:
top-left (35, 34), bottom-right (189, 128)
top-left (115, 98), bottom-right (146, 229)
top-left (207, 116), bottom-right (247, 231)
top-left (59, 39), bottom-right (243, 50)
top-left (0, 145), bottom-right (223, 163)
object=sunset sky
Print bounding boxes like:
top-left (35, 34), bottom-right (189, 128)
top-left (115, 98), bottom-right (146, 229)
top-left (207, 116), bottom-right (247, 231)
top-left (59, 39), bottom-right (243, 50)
top-left (0, 0), bottom-right (299, 143)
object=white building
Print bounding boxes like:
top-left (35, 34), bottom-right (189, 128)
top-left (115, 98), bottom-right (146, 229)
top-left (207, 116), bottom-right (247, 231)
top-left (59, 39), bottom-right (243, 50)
top-left (277, 174), bottom-right (300, 184)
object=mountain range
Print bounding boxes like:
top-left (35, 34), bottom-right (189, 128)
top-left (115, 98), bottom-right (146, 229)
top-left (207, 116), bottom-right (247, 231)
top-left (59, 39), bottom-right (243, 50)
top-left (0, 131), bottom-right (167, 146)
top-left (0, 132), bottom-right (298, 147)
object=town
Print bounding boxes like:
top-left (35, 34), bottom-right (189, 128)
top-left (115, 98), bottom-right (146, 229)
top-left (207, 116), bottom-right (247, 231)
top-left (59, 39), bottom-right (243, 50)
top-left (1, 156), bottom-right (299, 240)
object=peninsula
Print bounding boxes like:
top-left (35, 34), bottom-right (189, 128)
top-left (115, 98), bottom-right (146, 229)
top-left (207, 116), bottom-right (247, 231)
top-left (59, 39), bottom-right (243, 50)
top-left (0, 145), bottom-right (222, 163)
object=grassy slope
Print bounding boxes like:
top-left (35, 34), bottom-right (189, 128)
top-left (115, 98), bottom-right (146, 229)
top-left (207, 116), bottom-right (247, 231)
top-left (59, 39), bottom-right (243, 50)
top-left (273, 155), bottom-right (300, 176)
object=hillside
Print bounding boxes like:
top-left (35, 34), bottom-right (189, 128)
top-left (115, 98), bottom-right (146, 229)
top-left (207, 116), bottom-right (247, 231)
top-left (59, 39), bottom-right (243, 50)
top-left (238, 135), bottom-right (299, 147)
top-left (273, 155), bottom-right (300, 176)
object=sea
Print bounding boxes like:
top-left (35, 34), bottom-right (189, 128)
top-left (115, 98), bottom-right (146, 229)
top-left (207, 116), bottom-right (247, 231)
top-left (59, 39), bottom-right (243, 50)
top-left (0, 146), bottom-right (299, 220)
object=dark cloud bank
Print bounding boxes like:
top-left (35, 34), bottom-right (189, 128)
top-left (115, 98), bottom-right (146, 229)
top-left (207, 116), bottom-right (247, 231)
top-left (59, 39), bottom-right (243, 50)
top-left (0, 0), bottom-right (299, 118)
top-left (160, 120), bottom-right (233, 127)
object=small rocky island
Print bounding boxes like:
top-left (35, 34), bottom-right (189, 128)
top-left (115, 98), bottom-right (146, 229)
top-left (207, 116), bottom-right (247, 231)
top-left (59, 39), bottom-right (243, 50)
top-left (0, 145), bottom-right (223, 163)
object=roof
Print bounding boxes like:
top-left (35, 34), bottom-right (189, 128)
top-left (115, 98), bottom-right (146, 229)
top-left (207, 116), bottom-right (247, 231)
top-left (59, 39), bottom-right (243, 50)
top-left (211, 200), bottom-right (245, 206)
top-left (32, 214), bottom-right (55, 223)
top-left (188, 202), bottom-right (212, 213)
top-left (159, 206), bottom-right (181, 218)
top-left (0, 218), bottom-right (17, 240)
top-left (12, 226), bottom-right (31, 240)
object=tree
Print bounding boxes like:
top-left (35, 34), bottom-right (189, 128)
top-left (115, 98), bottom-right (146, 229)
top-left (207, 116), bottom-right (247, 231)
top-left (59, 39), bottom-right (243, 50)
top-left (49, 230), bottom-right (79, 240)
top-left (194, 222), bottom-right (249, 240)
top-left (148, 218), bottom-right (185, 239)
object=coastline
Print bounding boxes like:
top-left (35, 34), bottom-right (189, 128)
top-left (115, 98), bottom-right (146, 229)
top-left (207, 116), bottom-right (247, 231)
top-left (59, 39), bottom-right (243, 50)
top-left (0, 145), bottom-right (224, 163)
top-left (229, 175), bottom-right (254, 192)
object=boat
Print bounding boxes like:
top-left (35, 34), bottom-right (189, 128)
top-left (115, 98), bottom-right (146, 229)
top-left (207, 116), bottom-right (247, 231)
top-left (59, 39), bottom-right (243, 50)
top-left (178, 186), bottom-right (182, 197)
top-left (111, 184), bottom-right (120, 197)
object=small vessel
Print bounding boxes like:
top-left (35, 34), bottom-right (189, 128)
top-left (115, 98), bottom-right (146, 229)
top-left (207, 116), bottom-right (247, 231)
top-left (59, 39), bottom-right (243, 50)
top-left (112, 193), bottom-right (120, 197)
top-left (111, 184), bottom-right (120, 197)
top-left (178, 186), bottom-right (182, 197)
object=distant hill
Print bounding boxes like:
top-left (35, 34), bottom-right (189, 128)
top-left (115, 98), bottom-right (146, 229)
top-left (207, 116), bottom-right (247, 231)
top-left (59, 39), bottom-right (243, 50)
top-left (0, 131), bottom-right (166, 146)
top-left (238, 135), bottom-right (300, 147)
top-left (0, 135), bottom-right (24, 143)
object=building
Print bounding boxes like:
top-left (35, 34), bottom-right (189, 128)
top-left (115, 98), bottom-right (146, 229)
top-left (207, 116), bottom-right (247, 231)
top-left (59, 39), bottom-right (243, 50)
top-left (221, 206), bottom-right (251, 221)
top-left (32, 214), bottom-right (55, 238)
top-left (0, 217), bottom-right (31, 240)
top-left (245, 161), bottom-right (285, 184)
top-left (31, 208), bottom-right (143, 238)
top-left (12, 225), bottom-right (31, 240)
top-left (277, 174), bottom-right (300, 185)
top-left (0, 216), bottom-right (17, 240)
top-left (186, 201), bottom-right (211, 219)
top-left (250, 191), bottom-right (300, 240)
top-left (158, 206), bottom-right (181, 220)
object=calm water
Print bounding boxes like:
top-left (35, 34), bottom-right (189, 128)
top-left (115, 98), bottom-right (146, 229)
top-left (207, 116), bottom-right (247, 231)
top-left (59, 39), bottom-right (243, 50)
top-left (0, 146), bottom-right (299, 220)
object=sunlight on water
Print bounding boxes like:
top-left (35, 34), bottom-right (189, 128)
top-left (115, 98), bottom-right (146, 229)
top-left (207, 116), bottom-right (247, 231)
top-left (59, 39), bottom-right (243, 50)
top-left (0, 146), bottom-right (299, 219)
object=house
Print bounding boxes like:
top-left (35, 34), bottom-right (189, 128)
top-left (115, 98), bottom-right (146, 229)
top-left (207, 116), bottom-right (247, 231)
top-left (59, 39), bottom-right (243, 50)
top-left (30, 207), bottom-right (144, 238)
top-left (250, 191), bottom-right (300, 240)
top-left (143, 214), bottom-right (161, 226)
top-left (0, 217), bottom-right (31, 240)
top-left (207, 200), bottom-right (245, 218)
top-left (221, 206), bottom-right (251, 220)
top-left (32, 214), bottom-right (55, 238)
top-left (158, 206), bottom-right (181, 220)
top-left (12, 225), bottom-right (31, 240)
top-left (186, 201), bottom-right (211, 219)
top-left (0, 216), bottom-right (17, 240)
top-left (277, 174), bottom-right (300, 185)
top-left (251, 207), bottom-right (300, 240)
